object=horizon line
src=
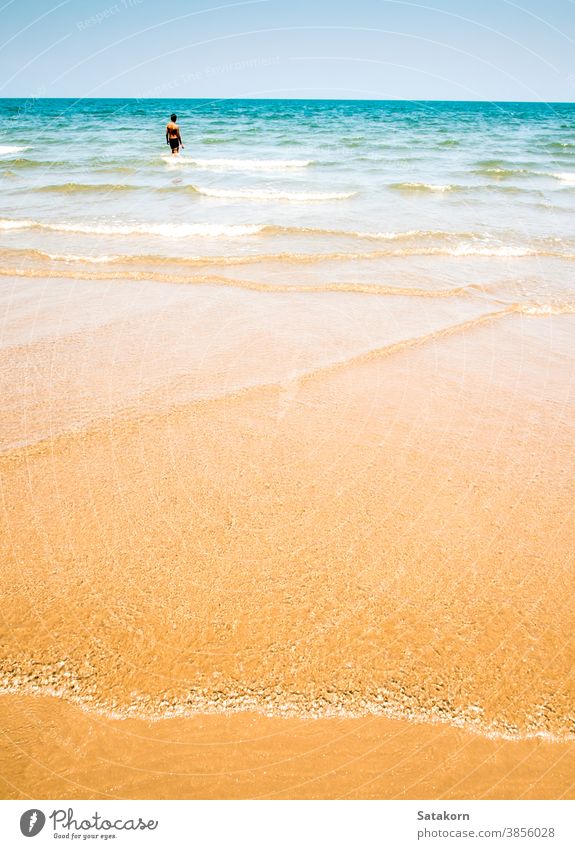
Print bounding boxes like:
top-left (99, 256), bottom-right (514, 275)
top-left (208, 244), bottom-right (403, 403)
top-left (1, 96), bottom-right (574, 105)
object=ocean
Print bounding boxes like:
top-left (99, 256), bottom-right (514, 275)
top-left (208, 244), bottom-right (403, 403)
top-left (1, 98), bottom-right (574, 300)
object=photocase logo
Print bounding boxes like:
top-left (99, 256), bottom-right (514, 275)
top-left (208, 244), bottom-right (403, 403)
top-left (18, 806), bottom-right (158, 838)
top-left (20, 809), bottom-right (46, 837)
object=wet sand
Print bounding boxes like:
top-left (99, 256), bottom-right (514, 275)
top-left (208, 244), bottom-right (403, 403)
top-left (1, 275), bottom-right (574, 798)
top-left (1, 695), bottom-right (574, 800)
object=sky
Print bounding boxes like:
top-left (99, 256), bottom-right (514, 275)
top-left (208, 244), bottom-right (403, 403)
top-left (0, 0), bottom-right (574, 100)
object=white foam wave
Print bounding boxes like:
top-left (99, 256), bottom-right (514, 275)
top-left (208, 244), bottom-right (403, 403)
top-left (45, 253), bottom-right (123, 263)
top-left (354, 229), bottom-right (435, 240)
top-left (0, 218), bottom-right (36, 229)
top-left (194, 186), bottom-right (355, 201)
top-left (0, 219), bottom-right (265, 238)
top-left (54, 221), bottom-right (265, 237)
top-left (0, 145), bottom-right (27, 156)
top-left (446, 244), bottom-right (536, 257)
top-left (552, 172), bottom-right (575, 184)
top-left (521, 302), bottom-right (575, 316)
top-left (392, 182), bottom-right (454, 192)
top-left (1, 219), bottom-right (572, 260)
top-left (165, 156), bottom-right (312, 171)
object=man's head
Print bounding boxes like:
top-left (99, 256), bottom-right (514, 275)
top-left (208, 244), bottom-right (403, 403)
top-left (171, 113), bottom-right (177, 122)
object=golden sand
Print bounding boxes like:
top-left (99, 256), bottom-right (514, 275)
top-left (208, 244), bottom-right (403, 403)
top-left (1, 275), bottom-right (574, 798)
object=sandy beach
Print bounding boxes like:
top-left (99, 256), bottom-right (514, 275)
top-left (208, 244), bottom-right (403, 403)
top-left (1, 270), bottom-right (574, 798)
top-left (1, 99), bottom-right (575, 799)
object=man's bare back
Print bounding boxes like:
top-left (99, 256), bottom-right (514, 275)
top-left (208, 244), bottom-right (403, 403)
top-left (166, 113), bottom-right (184, 155)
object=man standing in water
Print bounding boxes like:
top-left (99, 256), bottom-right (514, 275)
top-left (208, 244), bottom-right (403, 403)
top-left (166, 113), bottom-right (184, 155)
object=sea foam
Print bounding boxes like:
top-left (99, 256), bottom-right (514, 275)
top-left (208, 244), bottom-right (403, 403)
top-left (164, 156), bottom-right (312, 171)
top-left (0, 219), bottom-right (266, 237)
top-left (193, 186), bottom-right (355, 201)
top-left (0, 145), bottom-right (28, 156)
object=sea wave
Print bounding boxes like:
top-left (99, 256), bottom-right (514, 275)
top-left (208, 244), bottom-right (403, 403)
top-left (0, 219), bottom-right (265, 237)
top-left (0, 218), bottom-right (425, 239)
top-left (0, 219), bottom-right (36, 230)
top-left (390, 182), bottom-right (457, 193)
top-left (0, 671), bottom-right (572, 742)
top-left (0, 265), bottom-right (472, 298)
top-left (37, 183), bottom-right (138, 194)
top-left (0, 145), bottom-right (28, 156)
top-left (552, 172), bottom-right (575, 184)
top-left (1, 678), bottom-right (571, 742)
top-left (391, 181), bottom-right (543, 197)
top-left (1, 219), bottom-right (574, 259)
top-left (443, 244), bottom-right (538, 257)
top-left (520, 302), bottom-right (575, 316)
top-left (2, 246), bottom-right (573, 272)
top-left (164, 156), bottom-right (313, 171)
top-left (0, 157), bottom-right (64, 169)
top-left (193, 186), bottom-right (356, 201)
top-left (2, 271), bottom-right (556, 369)
top-left (544, 142), bottom-right (575, 151)
top-left (472, 166), bottom-right (540, 178)
top-left (44, 253), bottom-right (124, 263)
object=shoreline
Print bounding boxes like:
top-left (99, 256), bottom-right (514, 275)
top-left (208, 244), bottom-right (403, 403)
top-left (1, 683), bottom-right (573, 746)
top-left (1, 694), bottom-right (574, 800)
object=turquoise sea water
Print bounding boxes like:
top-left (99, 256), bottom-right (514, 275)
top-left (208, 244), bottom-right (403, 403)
top-left (0, 98), bottom-right (574, 305)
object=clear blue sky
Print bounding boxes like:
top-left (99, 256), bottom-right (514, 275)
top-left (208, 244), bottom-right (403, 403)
top-left (0, 0), bottom-right (574, 100)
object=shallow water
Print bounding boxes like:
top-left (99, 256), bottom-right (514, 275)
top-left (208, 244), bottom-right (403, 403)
top-left (1, 99), bottom-right (574, 284)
